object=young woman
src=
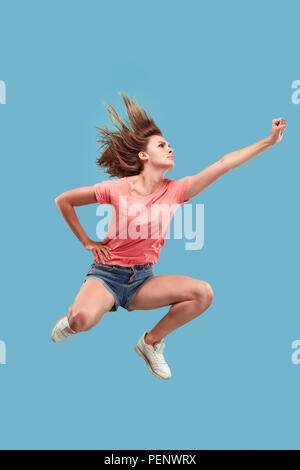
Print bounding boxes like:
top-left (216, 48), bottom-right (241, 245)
top-left (51, 93), bottom-right (287, 380)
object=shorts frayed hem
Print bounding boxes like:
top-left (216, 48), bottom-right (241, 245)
top-left (83, 276), bottom-right (119, 312)
top-left (124, 275), bottom-right (154, 311)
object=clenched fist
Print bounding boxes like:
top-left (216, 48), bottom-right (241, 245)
top-left (269, 118), bottom-right (287, 145)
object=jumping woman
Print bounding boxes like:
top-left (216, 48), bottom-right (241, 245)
top-left (51, 93), bottom-right (287, 380)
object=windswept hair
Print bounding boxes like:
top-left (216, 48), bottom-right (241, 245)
top-left (94, 93), bottom-right (163, 178)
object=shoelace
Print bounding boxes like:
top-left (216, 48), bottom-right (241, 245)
top-left (153, 342), bottom-right (164, 352)
top-left (59, 323), bottom-right (74, 338)
top-left (151, 342), bottom-right (168, 366)
top-left (60, 327), bottom-right (71, 338)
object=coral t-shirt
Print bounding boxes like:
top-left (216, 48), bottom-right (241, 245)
top-left (94, 176), bottom-right (190, 267)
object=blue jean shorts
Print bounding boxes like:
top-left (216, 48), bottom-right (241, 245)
top-left (83, 262), bottom-right (154, 312)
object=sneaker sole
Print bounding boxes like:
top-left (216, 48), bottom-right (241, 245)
top-left (134, 345), bottom-right (171, 380)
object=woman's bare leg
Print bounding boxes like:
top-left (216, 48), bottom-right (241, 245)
top-left (67, 279), bottom-right (115, 332)
top-left (129, 275), bottom-right (214, 346)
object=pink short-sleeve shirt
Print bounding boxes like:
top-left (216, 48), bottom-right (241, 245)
top-left (94, 176), bottom-right (190, 267)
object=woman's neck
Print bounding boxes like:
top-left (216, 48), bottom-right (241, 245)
top-left (128, 171), bottom-right (166, 195)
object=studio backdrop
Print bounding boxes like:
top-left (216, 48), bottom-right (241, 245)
top-left (0, 0), bottom-right (299, 451)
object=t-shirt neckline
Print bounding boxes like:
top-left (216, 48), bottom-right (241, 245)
top-left (125, 177), bottom-right (167, 198)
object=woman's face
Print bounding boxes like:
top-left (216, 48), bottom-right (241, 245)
top-left (139, 135), bottom-right (174, 170)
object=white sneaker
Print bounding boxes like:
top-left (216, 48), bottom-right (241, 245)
top-left (134, 331), bottom-right (172, 380)
top-left (51, 315), bottom-right (76, 343)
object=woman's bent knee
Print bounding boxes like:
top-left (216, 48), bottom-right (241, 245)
top-left (205, 282), bottom-right (214, 304)
top-left (194, 281), bottom-right (214, 306)
top-left (69, 310), bottom-right (97, 332)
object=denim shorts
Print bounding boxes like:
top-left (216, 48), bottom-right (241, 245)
top-left (83, 262), bottom-right (154, 312)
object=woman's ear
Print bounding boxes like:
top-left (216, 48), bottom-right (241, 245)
top-left (138, 151), bottom-right (147, 161)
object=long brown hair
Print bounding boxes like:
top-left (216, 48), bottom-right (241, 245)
top-left (94, 93), bottom-right (163, 178)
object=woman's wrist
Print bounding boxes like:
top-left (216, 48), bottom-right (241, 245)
top-left (264, 136), bottom-right (275, 147)
top-left (83, 237), bottom-right (92, 249)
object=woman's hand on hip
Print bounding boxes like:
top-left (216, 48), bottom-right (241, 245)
top-left (84, 239), bottom-right (111, 263)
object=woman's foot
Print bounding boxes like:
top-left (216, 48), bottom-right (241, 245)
top-left (51, 316), bottom-right (76, 343)
top-left (134, 332), bottom-right (172, 380)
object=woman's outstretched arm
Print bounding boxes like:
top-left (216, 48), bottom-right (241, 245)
top-left (184, 117), bottom-right (287, 200)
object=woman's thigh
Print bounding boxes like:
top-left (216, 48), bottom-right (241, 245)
top-left (69, 278), bottom-right (115, 322)
top-left (129, 275), bottom-right (212, 311)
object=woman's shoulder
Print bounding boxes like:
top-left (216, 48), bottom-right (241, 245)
top-left (95, 177), bottom-right (126, 187)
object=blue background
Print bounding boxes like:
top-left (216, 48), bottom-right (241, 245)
top-left (0, 0), bottom-right (299, 450)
